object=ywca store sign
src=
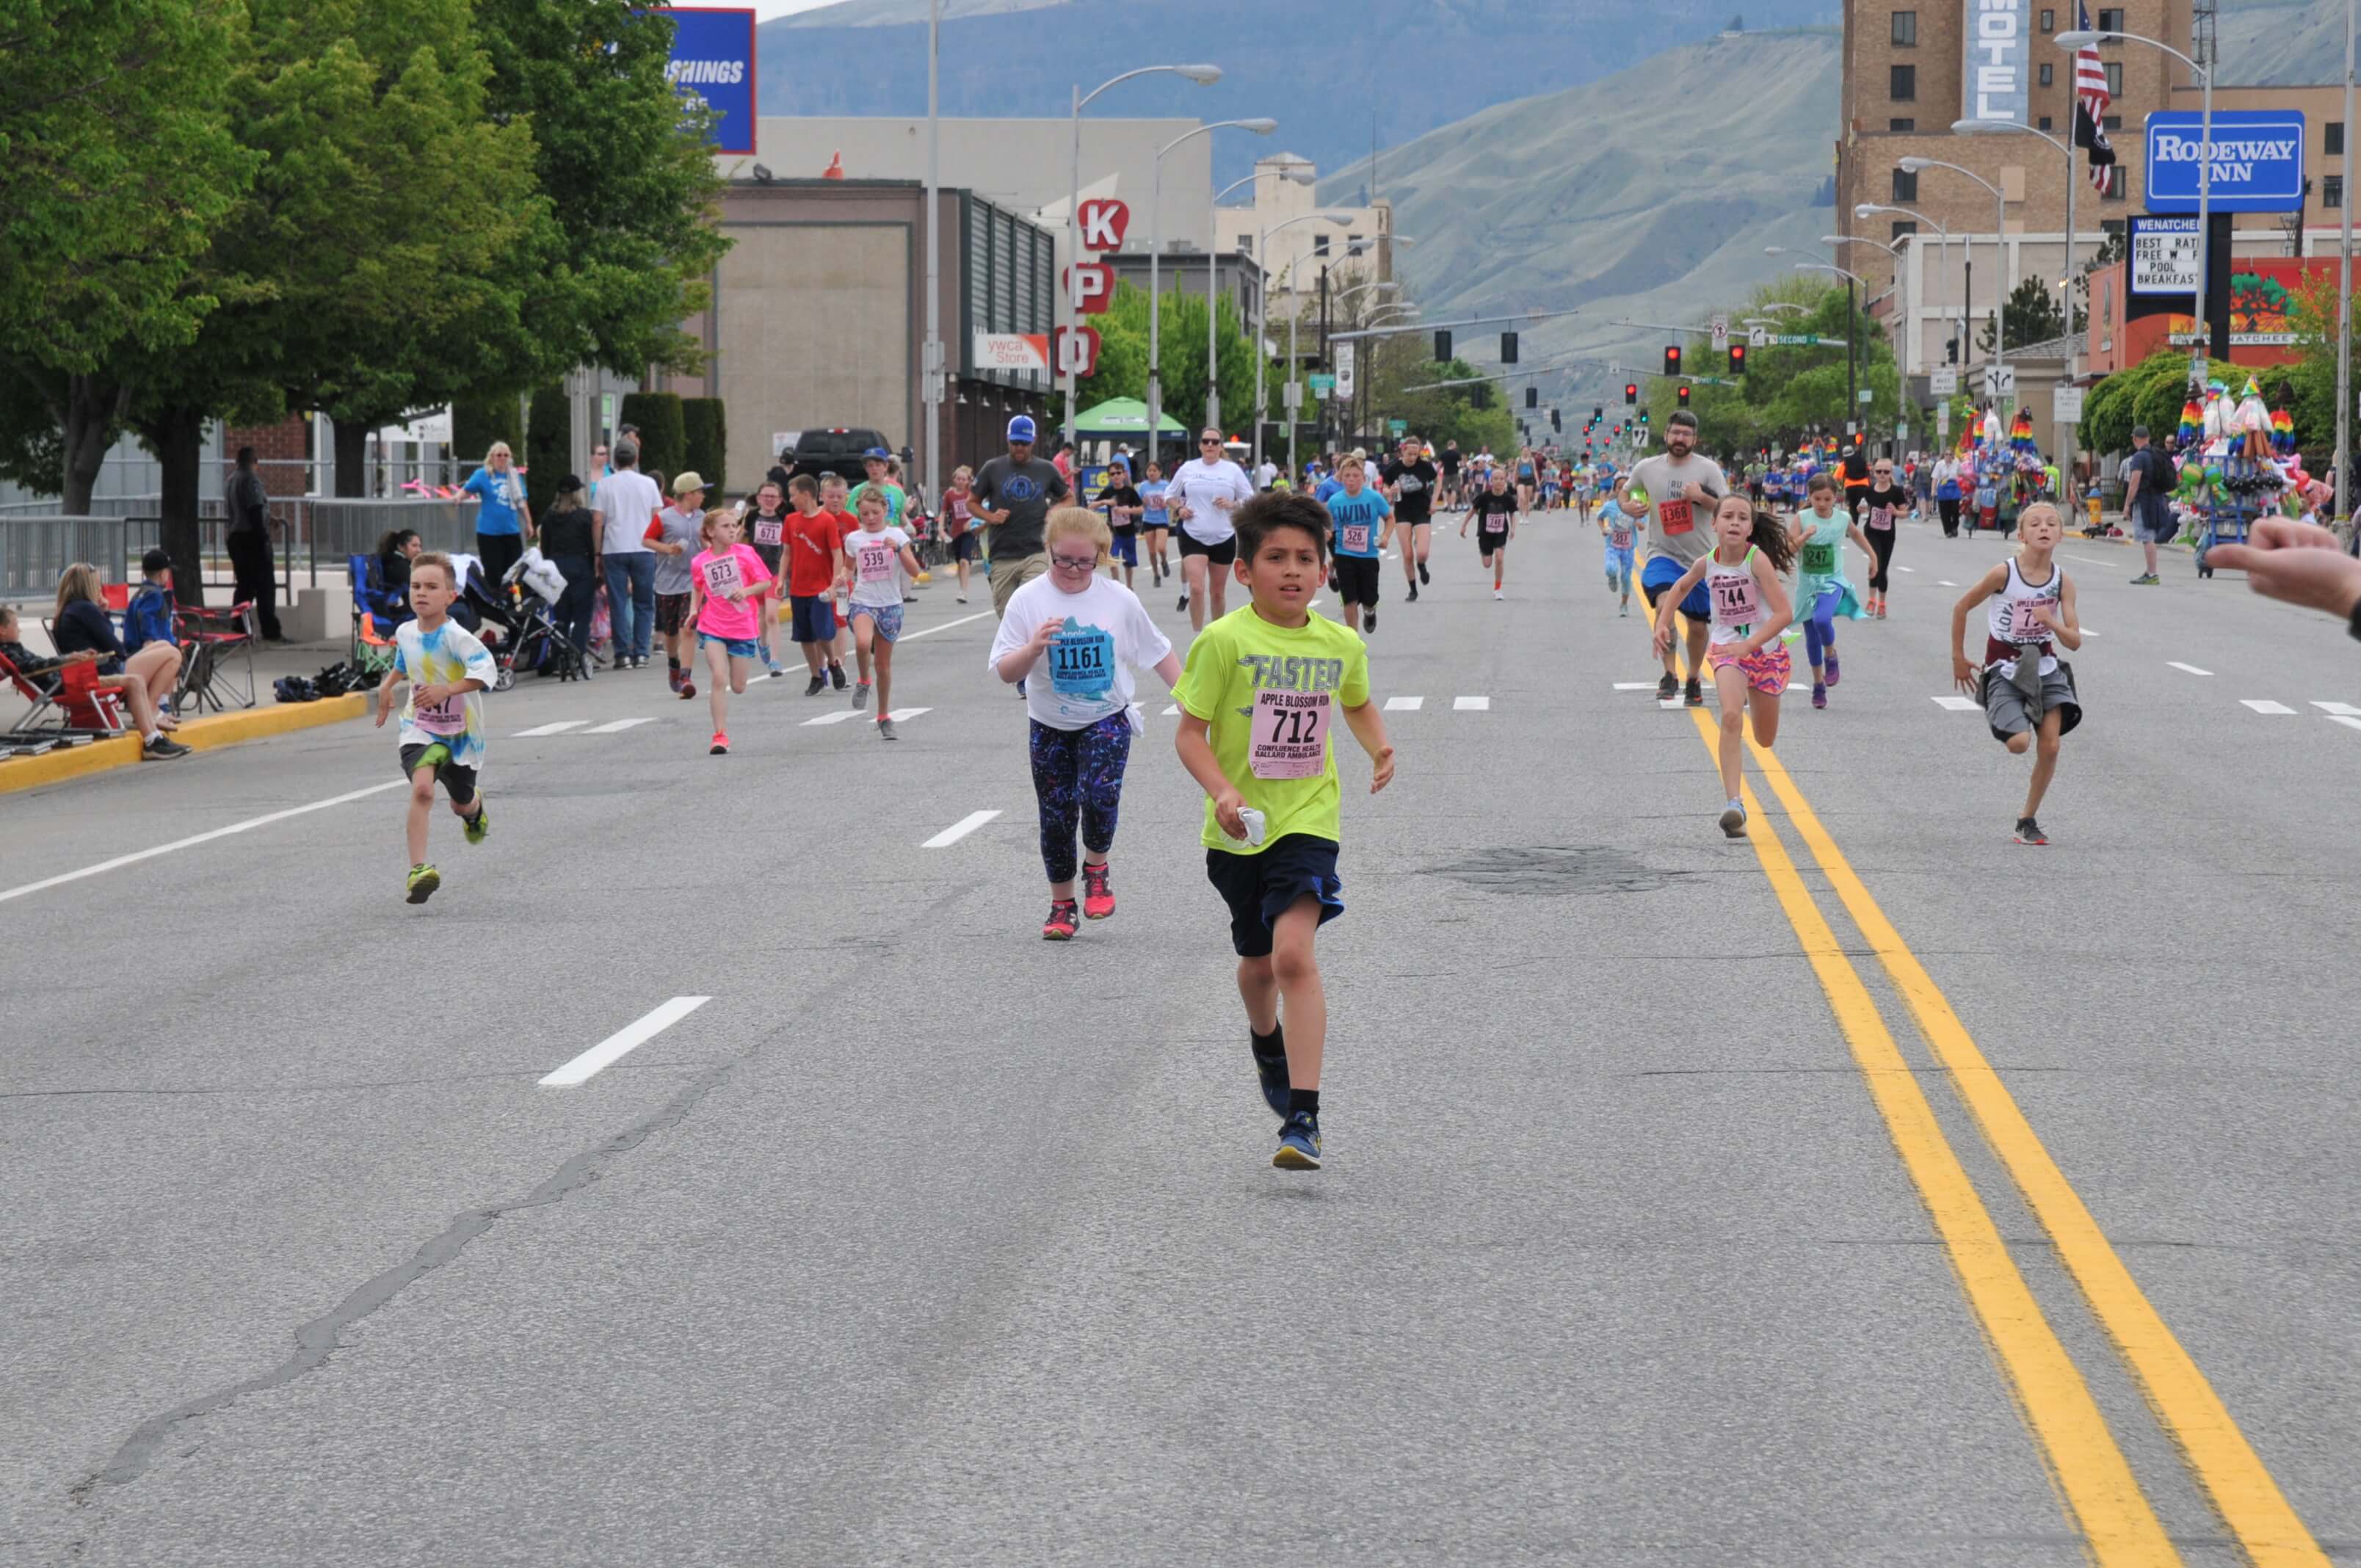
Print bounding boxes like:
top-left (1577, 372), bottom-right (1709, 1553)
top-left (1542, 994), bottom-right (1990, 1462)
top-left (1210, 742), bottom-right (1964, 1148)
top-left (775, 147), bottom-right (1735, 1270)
top-left (2144, 110), bottom-right (2307, 214)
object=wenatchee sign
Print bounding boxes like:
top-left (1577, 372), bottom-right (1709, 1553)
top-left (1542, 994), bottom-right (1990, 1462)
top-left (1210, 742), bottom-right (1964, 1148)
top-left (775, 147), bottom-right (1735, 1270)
top-left (2143, 110), bottom-right (2306, 214)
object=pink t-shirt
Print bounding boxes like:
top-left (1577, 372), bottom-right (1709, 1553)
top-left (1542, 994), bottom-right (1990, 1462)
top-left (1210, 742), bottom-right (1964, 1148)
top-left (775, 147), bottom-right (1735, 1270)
top-left (691, 545), bottom-right (771, 640)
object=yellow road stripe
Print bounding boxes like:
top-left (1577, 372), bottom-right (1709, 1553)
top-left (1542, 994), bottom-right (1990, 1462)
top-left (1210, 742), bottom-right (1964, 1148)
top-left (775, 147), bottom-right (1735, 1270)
top-left (1744, 737), bottom-right (2329, 1567)
top-left (1677, 708), bottom-right (2177, 1561)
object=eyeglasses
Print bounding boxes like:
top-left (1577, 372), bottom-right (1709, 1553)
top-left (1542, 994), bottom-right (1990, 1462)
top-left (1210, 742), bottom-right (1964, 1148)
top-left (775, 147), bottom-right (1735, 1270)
top-left (1200, 438), bottom-right (1221, 446)
top-left (1050, 553), bottom-right (1098, 570)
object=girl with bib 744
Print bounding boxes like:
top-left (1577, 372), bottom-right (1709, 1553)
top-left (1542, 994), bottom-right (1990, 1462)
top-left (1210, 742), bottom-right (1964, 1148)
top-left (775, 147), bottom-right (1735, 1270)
top-left (1651, 494), bottom-right (1795, 839)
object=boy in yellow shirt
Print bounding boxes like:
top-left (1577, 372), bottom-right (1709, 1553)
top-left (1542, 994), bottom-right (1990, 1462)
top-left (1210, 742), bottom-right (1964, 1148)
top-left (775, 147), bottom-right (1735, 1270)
top-left (1175, 492), bottom-right (1396, 1171)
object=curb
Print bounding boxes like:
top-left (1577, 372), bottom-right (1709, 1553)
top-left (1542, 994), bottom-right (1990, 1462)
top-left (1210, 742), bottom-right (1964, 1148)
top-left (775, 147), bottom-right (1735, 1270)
top-left (0, 693), bottom-right (370, 796)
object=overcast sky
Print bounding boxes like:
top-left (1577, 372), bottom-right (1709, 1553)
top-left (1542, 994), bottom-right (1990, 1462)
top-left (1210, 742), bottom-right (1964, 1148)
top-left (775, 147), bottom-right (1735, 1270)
top-left (667, 0), bottom-right (835, 18)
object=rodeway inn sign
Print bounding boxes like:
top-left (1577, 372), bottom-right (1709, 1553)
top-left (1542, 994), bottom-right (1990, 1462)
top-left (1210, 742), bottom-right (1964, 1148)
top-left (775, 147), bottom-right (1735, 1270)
top-left (2143, 110), bottom-right (2307, 214)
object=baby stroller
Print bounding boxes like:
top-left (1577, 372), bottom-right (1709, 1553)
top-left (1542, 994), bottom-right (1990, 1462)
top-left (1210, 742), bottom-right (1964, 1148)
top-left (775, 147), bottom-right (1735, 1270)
top-left (486, 548), bottom-right (592, 687)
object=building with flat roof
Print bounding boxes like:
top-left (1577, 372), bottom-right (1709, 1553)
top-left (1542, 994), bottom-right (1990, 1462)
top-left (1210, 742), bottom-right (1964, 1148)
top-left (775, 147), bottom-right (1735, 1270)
top-left (660, 178), bottom-right (1054, 484)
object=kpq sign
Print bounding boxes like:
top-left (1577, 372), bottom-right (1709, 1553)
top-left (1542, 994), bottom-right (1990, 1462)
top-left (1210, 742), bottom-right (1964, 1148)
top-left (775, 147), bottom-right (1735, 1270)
top-left (2143, 111), bottom-right (2307, 214)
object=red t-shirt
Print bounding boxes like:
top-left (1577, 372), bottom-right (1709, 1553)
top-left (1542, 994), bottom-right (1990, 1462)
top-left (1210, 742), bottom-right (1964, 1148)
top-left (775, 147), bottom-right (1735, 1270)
top-left (785, 509), bottom-right (848, 598)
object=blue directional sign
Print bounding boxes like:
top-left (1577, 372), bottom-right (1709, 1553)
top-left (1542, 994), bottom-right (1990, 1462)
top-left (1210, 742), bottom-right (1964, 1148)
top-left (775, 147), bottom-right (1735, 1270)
top-left (2143, 110), bottom-right (2305, 214)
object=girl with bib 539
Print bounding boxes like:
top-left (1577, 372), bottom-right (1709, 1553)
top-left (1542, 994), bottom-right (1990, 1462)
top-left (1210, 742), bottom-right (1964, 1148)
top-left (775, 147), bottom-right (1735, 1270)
top-left (1652, 494), bottom-right (1795, 838)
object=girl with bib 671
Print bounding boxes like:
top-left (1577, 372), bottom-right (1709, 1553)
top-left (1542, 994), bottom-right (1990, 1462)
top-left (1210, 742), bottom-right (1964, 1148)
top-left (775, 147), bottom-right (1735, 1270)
top-left (1651, 494), bottom-right (1796, 839)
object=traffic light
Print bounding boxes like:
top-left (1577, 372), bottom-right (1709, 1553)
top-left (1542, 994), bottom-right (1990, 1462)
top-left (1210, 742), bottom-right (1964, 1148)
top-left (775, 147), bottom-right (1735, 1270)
top-left (1501, 331), bottom-right (1519, 364)
top-left (1623, 382), bottom-right (1637, 406)
top-left (1551, 407), bottom-right (1562, 432)
top-left (1639, 410), bottom-right (1650, 425)
top-left (1434, 330), bottom-right (1452, 361)
top-left (1946, 337), bottom-right (1959, 365)
top-left (1592, 406), bottom-right (1603, 422)
top-left (1677, 384), bottom-right (1691, 407)
top-left (1663, 345), bottom-right (1681, 377)
top-left (1526, 385), bottom-right (1538, 409)
top-left (1728, 341), bottom-right (1746, 376)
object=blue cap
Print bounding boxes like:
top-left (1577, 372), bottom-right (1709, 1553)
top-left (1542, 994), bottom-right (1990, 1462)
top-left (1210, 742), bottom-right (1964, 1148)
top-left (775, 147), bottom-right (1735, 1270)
top-left (863, 446), bottom-right (890, 460)
top-left (1007, 415), bottom-right (1037, 443)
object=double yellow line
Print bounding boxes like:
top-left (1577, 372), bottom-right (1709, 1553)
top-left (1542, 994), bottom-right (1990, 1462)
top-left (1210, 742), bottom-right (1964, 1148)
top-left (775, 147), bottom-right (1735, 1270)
top-left (1680, 706), bottom-right (2325, 1566)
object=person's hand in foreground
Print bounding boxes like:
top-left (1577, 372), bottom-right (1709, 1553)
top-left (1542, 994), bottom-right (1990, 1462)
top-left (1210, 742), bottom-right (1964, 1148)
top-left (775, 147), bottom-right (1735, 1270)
top-left (2206, 518), bottom-right (2361, 620)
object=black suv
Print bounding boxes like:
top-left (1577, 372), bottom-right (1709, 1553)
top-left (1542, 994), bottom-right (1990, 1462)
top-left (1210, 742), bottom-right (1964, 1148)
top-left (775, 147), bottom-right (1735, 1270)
top-left (786, 427), bottom-right (892, 482)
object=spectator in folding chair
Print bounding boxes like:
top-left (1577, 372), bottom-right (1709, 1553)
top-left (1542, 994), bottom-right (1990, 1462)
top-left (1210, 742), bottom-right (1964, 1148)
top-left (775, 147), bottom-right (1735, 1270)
top-left (377, 529), bottom-right (424, 615)
top-left (1, 602), bottom-right (94, 704)
top-left (47, 564), bottom-right (189, 757)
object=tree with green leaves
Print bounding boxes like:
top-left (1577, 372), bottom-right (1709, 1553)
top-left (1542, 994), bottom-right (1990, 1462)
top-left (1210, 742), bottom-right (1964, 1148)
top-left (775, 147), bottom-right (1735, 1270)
top-left (0, 0), bottom-right (254, 509)
top-left (1977, 276), bottom-right (2068, 355)
top-left (473, 0), bottom-right (728, 377)
top-left (1648, 280), bottom-right (1901, 458)
top-left (1046, 283), bottom-right (1268, 451)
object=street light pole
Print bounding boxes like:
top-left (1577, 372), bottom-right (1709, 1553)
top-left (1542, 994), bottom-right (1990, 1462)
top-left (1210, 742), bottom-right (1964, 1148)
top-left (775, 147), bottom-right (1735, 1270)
top-left (1203, 170), bottom-right (1269, 432)
top-left (1899, 159), bottom-right (2009, 396)
top-left (1860, 203), bottom-right (1958, 380)
top-left (1066, 63), bottom-right (1222, 451)
top-left (1149, 117), bottom-right (1277, 476)
top-left (1768, 249), bottom-right (1868, 433)
top-left (2057, 30), bottom-right (2211, 360)
top-left (2341, 0), bottom-right (2356, 526)
top-left (1252, 212), bottom-right (1351, 468)
top-left (921, 0), bottom-right (940, 518)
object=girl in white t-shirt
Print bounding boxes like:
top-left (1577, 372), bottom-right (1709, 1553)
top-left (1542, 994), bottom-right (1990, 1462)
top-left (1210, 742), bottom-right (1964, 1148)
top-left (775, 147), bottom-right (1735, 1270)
top-left (1652, 494), bottom-right (1796, 839)
top-left (841, 488), bottom-right (924, 738)
top-left (987, 507), bottom-right (1183, 941)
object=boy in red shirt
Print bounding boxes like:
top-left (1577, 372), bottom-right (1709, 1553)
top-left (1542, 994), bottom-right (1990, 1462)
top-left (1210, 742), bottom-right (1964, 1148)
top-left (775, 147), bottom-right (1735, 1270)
top-left (784, 475), bottom-right (849, 694)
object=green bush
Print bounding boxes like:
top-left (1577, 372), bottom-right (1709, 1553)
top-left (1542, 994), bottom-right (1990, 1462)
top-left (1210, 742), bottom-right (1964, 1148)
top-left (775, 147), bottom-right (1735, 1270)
top-left (681, 397), bottom-right (728, 497)
top-left (617, 391), bottom-right (685, 484)
top-left (451, 396), bottom-right (524, 472)
top-left (526, 387), bottom-right (571, 515)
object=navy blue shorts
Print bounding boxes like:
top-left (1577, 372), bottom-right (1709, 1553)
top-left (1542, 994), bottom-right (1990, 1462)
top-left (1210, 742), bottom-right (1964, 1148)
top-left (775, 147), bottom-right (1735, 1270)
top-left (789, 595), bottom-right (837, 644)
top-left (1642, 555), bottom-right (1711, 621)
top-left (1205, 833), bottom-right (1343, 957)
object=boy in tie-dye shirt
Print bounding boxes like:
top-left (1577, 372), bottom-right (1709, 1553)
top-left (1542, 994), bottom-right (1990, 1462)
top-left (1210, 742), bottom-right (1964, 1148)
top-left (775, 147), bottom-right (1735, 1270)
top-left (374, 552), bottom-right (496, 904)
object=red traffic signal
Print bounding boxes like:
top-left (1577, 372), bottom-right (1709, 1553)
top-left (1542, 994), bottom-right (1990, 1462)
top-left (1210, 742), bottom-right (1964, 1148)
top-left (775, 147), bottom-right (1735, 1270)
top-left (1728, 342), bottom-right (1747, 375)
top-left (1663, 345), bottom-right (1681, 377)
top-left (1623, 383), bottom-right (1637, 405)
top-left (1676, 384), bottom-right (1691, 407)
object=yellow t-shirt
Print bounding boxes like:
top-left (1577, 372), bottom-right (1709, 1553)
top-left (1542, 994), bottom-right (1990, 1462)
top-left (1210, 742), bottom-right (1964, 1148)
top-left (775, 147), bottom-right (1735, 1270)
top-left (1175, 604), bottom-right (1370, 853)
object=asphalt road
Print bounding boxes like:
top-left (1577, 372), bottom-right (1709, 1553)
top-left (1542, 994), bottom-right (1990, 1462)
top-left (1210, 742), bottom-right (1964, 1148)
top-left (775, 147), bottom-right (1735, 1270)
top-left (3, 513), bottom-right (2352, 1567)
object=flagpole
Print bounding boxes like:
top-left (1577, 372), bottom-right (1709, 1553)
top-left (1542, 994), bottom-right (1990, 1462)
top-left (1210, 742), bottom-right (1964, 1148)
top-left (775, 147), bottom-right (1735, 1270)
top-left (2338, 0), bottom-right (2355, 532)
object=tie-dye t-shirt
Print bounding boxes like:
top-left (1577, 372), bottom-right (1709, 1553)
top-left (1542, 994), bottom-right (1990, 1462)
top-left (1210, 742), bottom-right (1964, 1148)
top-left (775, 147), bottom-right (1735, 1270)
top-left (394, 618), bottom-right (497, 767)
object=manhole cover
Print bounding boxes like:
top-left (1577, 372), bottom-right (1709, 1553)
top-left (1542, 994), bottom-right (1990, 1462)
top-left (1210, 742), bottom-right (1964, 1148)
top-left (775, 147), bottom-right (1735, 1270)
top-left (1425, 845), bottom-right (1691, 896)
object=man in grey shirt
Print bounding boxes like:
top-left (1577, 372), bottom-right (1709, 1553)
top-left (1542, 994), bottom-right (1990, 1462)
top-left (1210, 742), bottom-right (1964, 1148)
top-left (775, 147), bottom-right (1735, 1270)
top-left (1616, 410), bottom-right (1729, 705)
top-left (971, 413), bottom-right (1071, 616)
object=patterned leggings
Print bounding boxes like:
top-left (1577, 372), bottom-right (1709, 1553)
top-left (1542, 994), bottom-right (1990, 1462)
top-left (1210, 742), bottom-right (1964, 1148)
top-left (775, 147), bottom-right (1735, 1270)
top-left (1029, 714), bottom-right (1132, 884)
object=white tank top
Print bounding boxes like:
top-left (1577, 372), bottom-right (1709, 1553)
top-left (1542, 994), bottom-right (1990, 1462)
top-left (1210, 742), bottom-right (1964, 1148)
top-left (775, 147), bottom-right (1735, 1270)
top-left (1987, 556), bottom-right (2062, 650)
top-left (1704, 545), bottom-right (1763, 646)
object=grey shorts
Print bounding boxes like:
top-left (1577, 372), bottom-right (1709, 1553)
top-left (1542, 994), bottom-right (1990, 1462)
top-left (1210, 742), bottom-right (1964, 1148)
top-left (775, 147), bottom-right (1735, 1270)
top-left (1983, 661), bottom-right (2083, 742)
top-left (2134, 514), bottom-right (2176, 544)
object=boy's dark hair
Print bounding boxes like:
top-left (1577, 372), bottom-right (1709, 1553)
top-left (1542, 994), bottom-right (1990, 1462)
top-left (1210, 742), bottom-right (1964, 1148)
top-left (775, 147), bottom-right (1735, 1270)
top-left (788, 473), bottom-right (819, 498)
top-left (410, 551), bottom-right (456, 590)
top-left (1234, 491), bottom-right (1330, 562)
top-left (140, 548), bottom-right (172, 577)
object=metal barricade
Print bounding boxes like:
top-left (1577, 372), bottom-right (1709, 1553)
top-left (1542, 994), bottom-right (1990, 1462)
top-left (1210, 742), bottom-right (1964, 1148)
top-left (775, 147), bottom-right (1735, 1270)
top-left (301, 498), bottom-right (477, 584)
top-left (0, 517), bottom-right (153, 602)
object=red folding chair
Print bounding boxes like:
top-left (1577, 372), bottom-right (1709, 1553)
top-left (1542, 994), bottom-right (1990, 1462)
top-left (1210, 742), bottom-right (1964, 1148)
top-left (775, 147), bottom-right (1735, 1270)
top-left (55, 659), bottom-right (129, 736)
top-left (1, 647), bottom-right (65, 730)
top-left (174, 599), bottom-right (258, 711)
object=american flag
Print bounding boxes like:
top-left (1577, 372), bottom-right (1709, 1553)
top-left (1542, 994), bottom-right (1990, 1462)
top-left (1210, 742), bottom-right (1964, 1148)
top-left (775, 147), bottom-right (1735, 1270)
top-left (2073, 1), bottom-right (2119, 193)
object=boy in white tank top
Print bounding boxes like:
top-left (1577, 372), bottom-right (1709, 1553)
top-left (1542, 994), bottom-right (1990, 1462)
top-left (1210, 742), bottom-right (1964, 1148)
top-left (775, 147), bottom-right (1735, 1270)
top-left (1948, 501), bottom-right (2083, 846)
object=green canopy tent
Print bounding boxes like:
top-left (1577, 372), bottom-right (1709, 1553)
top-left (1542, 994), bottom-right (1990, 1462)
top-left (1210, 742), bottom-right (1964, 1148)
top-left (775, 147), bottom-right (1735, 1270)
top-left (1072, 398), bottom-right (1189, 438)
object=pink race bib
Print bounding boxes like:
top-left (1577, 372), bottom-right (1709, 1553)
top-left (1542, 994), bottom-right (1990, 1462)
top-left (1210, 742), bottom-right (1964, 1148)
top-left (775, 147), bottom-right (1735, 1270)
top-left (703, 555), bottom-right (743, 595)
top-left (1341, 522), bottom-right (1371, 553)
top-left (1711, 571), bottom-right (1761, 629)
top-left (1249, 689), bottom-right (1330, 780)
top-left (413, 693), bottom-right (465, 736)
top-left (856, 540), bottom-right (893, 583)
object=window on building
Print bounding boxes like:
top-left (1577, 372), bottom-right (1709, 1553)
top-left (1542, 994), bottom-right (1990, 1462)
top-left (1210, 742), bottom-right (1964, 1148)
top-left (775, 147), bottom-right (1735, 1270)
top-left (1891, 10), bottom-right (1916, 45)
top-left (2097, 7), bottom-right (2123, 30)
top-left (1312, 233), bottom-right (1329, 257)
top-left (1890, 63), bottom-right (1915, 99)
top-left (2038, 62), bottom-right (2053, 86)
top-left (2329, 122), bottom-right (2346, 156)
top-left (1349, 234), bottom-right (1364, 250)
top-left (2103, 114), bottom-right (2122, 131)
top-left (2327, 175), bottom-right (2345, 209)
top-left (1890, 117), bottom-right (1915, 131)
top-left (1891, 219), bottom-right (1919, 242)
top-left (1237, 234), bottom-right (1252, 255)
top-left (2039, 7), bottom-right (2054, 30)
top-left (2103, 61), bottom-right (2122, 95)
top-left (2039, 115), bottom-right (2055, 131)
top-left (1893, 167), bottom-right (1918, 201)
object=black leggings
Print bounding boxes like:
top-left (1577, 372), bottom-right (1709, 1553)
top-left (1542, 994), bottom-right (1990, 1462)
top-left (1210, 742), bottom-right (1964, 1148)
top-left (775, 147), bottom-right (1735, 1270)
top-left (1865, 525), bottom-right (1896, 592)
top-left (1029, 714), bottom-right (1132, 885)
top-left (1938, 497), bottom-right (1960, 537)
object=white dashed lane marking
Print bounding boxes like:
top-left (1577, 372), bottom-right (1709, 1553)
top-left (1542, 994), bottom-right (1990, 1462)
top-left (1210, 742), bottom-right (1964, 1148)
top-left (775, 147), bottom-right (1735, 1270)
top-left (1453, 696), bottom-right (1491, 711)
top-left (2330, 716), bottom-right (2361, 735)
top-left (1384, 696), bottom-right (1424, 711)
top-left (584, 718), bottom-right (656, 733)
top-left (921, 810), bottom-right (1001, 848)
top-left (2241, 701), bottom-right (2296, 714)
top-left (1932, 695), bottom-right (1981, 712)
top-left (2313, 702), bottom-right (2361, 716)
top-left (515, 720), bottom-right (590, 736)
top-left (2168, 662), bottom-right (2213, 677)
top-left (540, 997), bottom-right (711, 1088)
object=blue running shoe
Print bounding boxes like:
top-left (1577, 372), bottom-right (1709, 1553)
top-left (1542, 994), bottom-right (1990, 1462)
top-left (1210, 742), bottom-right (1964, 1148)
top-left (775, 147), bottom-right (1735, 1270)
top-left (1250, 1028), bottom-right (1289, 1119)
top-left (1273, 1111), bottom-right (1322, 1170)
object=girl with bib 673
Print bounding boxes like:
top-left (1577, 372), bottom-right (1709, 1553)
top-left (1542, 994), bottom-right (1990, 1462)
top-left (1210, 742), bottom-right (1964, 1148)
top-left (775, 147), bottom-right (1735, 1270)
top-left (1651, 494), bottom-right (1796, 838)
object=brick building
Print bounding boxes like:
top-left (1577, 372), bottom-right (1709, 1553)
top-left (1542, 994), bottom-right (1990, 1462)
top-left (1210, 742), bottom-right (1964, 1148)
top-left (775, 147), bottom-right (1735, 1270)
top-left (1840, 0), bottom-right (2354, 384)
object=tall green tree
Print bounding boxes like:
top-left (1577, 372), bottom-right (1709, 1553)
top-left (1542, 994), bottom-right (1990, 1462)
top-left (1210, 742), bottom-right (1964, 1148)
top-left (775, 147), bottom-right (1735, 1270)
top-left (0, 0), bottom-right (254, 509)
top-left (1978, 275), bottom-right (2068, 355)
top-left (1649, 281), bottom-right (1901, 457)
top-left (473, 0), bottom-right (728, 376)
top-left (1050, 283), bottom-right (1269, 444)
